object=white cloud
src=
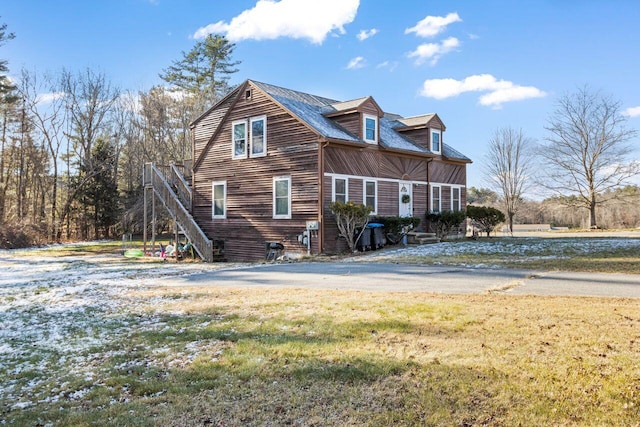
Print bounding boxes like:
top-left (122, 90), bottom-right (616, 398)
top-left (419, 74), bottom-right (547, 109)
top-left (347, 56), bottom-right (366, 70)
top-left (405, 12), bottom-right (461, 38)
top-left (408, 37), bottom-right (460, 65)
top-left (193, 0), bottom-right (360, 45)
top-left (623, 106), bottom-right (640, 117)
top-left (36, 92), bottom-right (65, 105)
top-left (357, 28), bottom-right (378, 41)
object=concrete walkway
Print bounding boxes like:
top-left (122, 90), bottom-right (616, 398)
top-left (166, 262), bottom-right (640, 298)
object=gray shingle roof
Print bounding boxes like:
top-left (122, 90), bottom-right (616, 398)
top-left (442, 144), bottom-right (472, 162)
top-left (251, 80), bottom-right (470, 162)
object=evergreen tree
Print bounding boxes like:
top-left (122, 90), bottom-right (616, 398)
top-left (0, 19), bottom-right (15, 96)
top-left (159, 34), bottom-right (240, 103)
top-left (83, 137), bottom-right (119, 238)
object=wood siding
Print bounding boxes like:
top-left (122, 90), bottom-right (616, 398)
top-left (430, 161), bottom-right (467, 186)
top-left (379, 154), bottom-right (427, 181)
top-left (324, 146), bottom-right (379, 176)
top-left (397, 128), bottom-right (430, 151)
top-left (193, 95), bottom-right (236, 164)
top-left (192, 83), bottom-right (321, 261)
top-left (321, 143), bottom-right (435, 253)
top-left (331, 114), bottom-right (360, 139)
top-left (191, 83), bottom-right (468, 260)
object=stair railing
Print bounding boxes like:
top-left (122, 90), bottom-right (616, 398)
top-left (146, 163), bottom-right (213, 262)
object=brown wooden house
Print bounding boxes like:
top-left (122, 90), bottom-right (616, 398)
top-left (146, 79), bottom-right (471, 261)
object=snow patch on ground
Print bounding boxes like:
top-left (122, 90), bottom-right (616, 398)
top-left (347, 237), bottom-right (640, 263)
top-left (0, 246), bottom-right (248, 414)
top-left (2, 237), bottom-right (639, 414)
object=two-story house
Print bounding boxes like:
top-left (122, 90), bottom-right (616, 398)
top-left (144, 79), bottom-right (471, 261)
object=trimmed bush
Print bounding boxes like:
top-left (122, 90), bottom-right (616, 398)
top-left (425, 210), bottom-right (467, 239)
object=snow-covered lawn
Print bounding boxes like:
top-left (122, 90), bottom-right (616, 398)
top-left (0, 244), bottom-right (246, 421)
top-left (350, 236), bottom-right (640, 268)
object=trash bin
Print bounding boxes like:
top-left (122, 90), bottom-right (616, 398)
top-left (356, 227), bottom-right (372, 251)
top-left (368, 223), bottom-right (385, 249)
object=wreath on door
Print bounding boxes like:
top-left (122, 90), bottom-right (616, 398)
top-left (401, 194), bottom-right (411, 204)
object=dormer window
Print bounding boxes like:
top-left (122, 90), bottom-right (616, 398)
top-left (431, 129), bottom-right (441, 154)
top-left (363, 114), bottom-right (378, 144)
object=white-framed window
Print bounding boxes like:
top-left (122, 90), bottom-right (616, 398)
top-left (431, 185), bottom-right (441, 212)
top-left (451, 187), bottom-right (461, 211)
top-left (250, 115), bottom-right (267, 157)
top-left (212, 181), bottom-right (227, 218)
top-left (363, 114), bottom-right (378, 144)
top-left (273, 176), bottom-right (292, 219)
top-left (333, 177), bottom-right (348, 203)
top-left (431, 129), bottom-right (441, 154)
top-left (232, 120), bottom-right (247, 159)
top-left (364, 180), bottom-right (377, 214)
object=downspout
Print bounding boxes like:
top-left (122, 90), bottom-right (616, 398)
top-left (318, 138), bottom-right (330, 255)
top-left (426, 157), bottom-right (434, 211)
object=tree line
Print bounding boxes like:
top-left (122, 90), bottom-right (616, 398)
top-left (0, 18), bottom-right (239, 247)
top-left (2, 15), bottom-right (639, 248)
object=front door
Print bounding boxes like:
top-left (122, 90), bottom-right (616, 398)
top-left (399, 181), bottom-right (413, 217)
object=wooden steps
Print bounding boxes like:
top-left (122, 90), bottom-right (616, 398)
top-left (406, 232), bottom-right (440, 245)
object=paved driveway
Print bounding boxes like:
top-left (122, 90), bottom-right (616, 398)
top-left (166, 262), bottom-right (640, 298)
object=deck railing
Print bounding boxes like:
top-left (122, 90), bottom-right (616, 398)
top-left (144, 162), bottom-right (213, 262)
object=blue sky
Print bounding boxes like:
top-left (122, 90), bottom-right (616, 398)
top-left (4, 0), bottom-right (640, 190)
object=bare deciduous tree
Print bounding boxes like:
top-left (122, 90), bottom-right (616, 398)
top-left (484, 127), bottom-right (535, 234)
top-left (58, 68), bottom-right (120, 239)
top-left (541, 86), bottom-right (639, 228)
top-left (19, 68), bottom-right (66, 239)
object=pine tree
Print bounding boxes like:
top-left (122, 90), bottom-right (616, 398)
top-left (0, 19), bottom-right (15, 97)
top-left (159, 34), bottom-right (240, 104)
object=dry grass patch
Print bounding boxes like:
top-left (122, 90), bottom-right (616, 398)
top-left (4, 285), bottom-right (637, 426)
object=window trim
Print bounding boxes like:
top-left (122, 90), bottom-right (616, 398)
top-left (364, 179), bottom-right (377, 214)
top-left (232, 120), bottom-right (248, 159)
top-left (273, 176), bottom-right (292, 219)
top-left (451, 187), bottom-right (461, 211)
top-left (363, 114), bottom-right (378, 144)
top-left (212, 181), bottom-right (227, 219)
top-left (431, 129), bottom-right (442, 154)
top-left (332, 176), bottom-right (349, 203)
top-left (431, 185), bottom-right (441, 212)
top-left (249, 115), bottom-right (267, 158)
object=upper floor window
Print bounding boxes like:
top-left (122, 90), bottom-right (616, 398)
top-left (431, 129), bottom-right (441, 154)
top-left (212, 181), bottom-right (227, 218)
top-left (273, 176), bottom-right (292, 219)
top-left (451, 187), bottom-right (461, 211)
top-left (250, 115), bottom-right (267, 157)
top-left (364, 180), bottom-right (377, 214)
top-left (431, 185), bottom-right (441, 212)
top-left (363, 114), bottom-right (378, 144)
top-left (333, 177), bottom-right (348, 203)
top-left (232, 120), bottom-right (247, 159)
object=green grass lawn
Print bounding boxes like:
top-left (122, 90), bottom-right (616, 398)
top-left (2, 286), bottom-right (639, 426)
top-left (2, 237), bottom-right (640, 425)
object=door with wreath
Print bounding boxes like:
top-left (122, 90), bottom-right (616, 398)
top-left (398, 181), bottom-right (413, 217)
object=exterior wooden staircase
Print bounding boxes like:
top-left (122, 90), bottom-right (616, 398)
top-left (143, 162), bottom-right (215, 262)
top-left (406, 231), bottom-right (440, 245)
